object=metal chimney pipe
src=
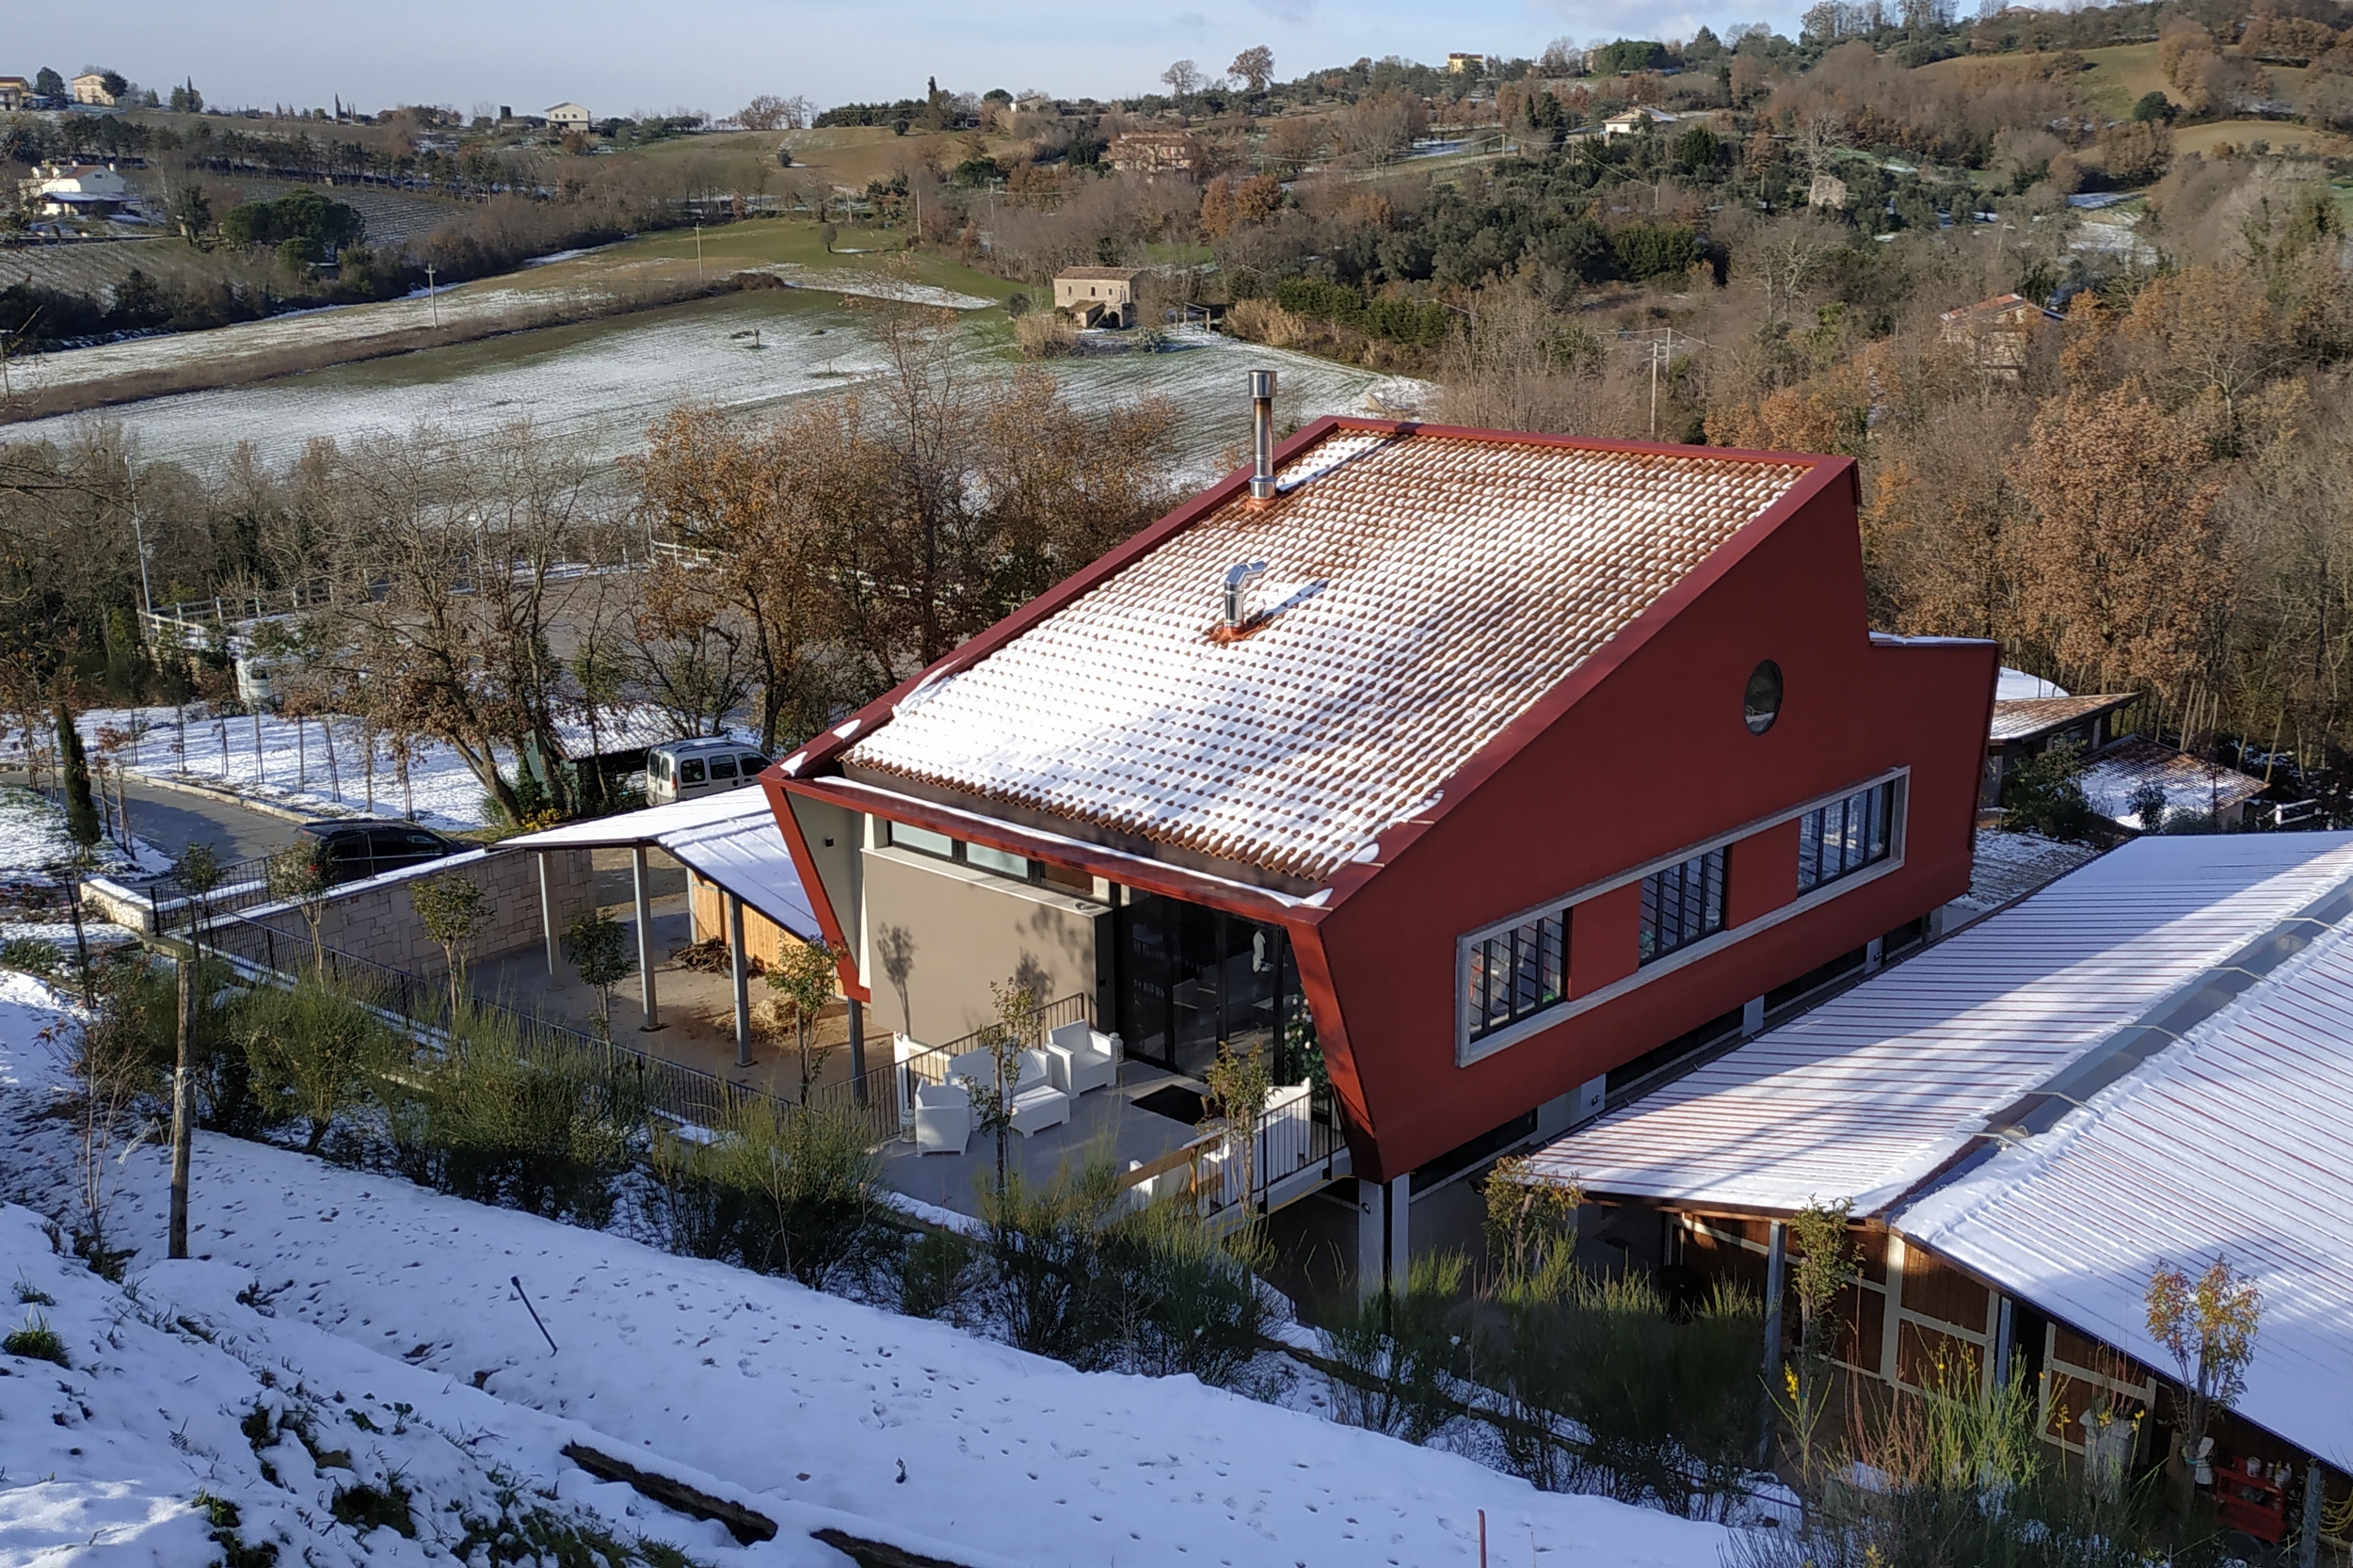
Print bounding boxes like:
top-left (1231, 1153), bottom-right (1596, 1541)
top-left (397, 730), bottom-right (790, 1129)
top-left (1249, 370), bottom-right (1277, 501)
top-left (1224, 560), bottom-right (1269, 629)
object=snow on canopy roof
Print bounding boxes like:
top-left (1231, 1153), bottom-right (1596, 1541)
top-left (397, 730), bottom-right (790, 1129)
top-left (1987, 693), bottom-right (2134, 744)
top-left (1522, 833), bottom-right (2353, 1216)
top-left (1895, 896), bottom-right (2353, 1466)
top-left (500, 788), bottom-right (772, 850)
top-left (502, 788), bottom-right (817, 938)
top-left (844, 428), bottom-right (1811, 882)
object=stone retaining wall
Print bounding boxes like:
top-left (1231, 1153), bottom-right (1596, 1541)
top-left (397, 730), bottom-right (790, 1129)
top-left (216, 846), bottom-right (597, 976)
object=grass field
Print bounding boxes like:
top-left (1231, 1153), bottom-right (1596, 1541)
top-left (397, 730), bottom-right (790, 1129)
top-left (631, 123), bottom-right (1038, 195)
top-left (513, 216), bottom-right (1022, 303)
top-left (2169, 117), bottom-right (2352, 156)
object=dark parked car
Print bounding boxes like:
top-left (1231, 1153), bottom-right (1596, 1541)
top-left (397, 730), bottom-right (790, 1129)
top-left (295, 821), bottom-right (465, 886)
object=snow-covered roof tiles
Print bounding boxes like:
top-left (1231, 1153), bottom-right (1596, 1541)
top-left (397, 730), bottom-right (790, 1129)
top-left (1522, 833), bottom-right (2353, 1215)
top-left (1897, 887), bottom-right (2353, 1467)
top-left (2079, 737), bottom-right (2267, 827)
top-left (1987, 693), bottom-right (2133, 744)
top-left (844, 428), bottom-right (1811, 882)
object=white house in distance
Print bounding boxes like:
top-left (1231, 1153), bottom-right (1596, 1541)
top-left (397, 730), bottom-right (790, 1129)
top-left (71, 72), bottom-right (118, 106)
top-left (1602, 105), bottom-right (1680, 137)
top-left (20, 162), bottom-right (132, 217)
top-left (544, 101), bottom-right (591, 131)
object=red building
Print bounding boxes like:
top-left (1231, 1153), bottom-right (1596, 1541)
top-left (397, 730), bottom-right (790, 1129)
top-left (766, 407), bottom-right (1995, 1272)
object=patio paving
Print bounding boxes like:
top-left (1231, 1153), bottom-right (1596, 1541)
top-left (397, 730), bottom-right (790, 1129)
top-left (879, 1059), bottom-right (1213, 1219)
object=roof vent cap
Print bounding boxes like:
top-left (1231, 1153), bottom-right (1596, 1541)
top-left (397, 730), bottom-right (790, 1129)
top-left (1223, 560), bottom-right (1269, 629)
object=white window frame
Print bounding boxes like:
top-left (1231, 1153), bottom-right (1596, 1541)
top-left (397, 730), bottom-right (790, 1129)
top-left (1455, 767), bottom-right (1910, 1065)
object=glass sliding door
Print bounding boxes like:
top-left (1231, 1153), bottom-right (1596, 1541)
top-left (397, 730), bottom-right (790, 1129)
top-left (1117, 891), bottom-right (1315, 1083)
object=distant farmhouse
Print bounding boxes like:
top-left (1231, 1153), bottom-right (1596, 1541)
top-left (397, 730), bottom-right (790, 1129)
top-left (544, 101), bottom-right (591, 131)
top-left (1106, 130), bottom-right (1196, 179)
top-left (70, 71), bottom-right (117, 107)
top-left (1939, 292), bottom-right (2063, 377)
top-left (1447, 53), bottom-right (1487, 73)
top-left (20, 161), bottom-right (132, 217)
top-left (1602, 105), bottom-right (1678, 137)
top-left (0, 76), bottom-right (29, 111)
top-left (1053, 266), bottom-right (1144, 328)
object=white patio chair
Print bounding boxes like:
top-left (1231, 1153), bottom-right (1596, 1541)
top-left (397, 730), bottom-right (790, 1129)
top-left (1045, 1020), bottom-right (1118, 1096)
top-left (912, 1080), bottom-right (972, 1155)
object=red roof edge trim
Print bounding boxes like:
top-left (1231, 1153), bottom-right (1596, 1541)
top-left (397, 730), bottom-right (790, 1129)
top-left (781, 773), bottom-right (1323, 928)
top-left (760, 775), bottom-right (870, 1001)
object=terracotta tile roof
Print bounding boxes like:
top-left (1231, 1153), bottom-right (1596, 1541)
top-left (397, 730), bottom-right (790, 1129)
top-left (1055, 266), bottom-right (1146, 281)
top-left (843, 428), bottom-right (1811, 882)
top-left (1987, 693), bottom-right (2136, 744)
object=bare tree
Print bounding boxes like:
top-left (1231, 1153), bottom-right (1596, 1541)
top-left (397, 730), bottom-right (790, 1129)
top-left (1160, 59), bottom-right (1206, 104)
top-left (1228, 46), bottom-right (1276, 94)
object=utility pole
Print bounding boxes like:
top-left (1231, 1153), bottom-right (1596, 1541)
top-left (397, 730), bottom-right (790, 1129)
top-left (695, 221), bottom-right (703, 280)
top-left (424, 263), bottom-right (438, 328)
top-left (127, 449), bottom-right (152, 616)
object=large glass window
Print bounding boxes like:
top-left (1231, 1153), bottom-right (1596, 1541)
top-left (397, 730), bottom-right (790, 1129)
top-left (1466, 910), bottom-right (1569, 1043)
top-left (1799, 780), bottom-right (1897, 893)
top-left (889, 822), bottom-right (956, 859)
top-left (1116, 891), bottom-right (1309, 1081)
top-left (1641, 849), bottom-right (1727, 965)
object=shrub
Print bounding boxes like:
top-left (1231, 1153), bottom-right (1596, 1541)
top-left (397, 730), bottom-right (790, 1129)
top-left (0, 936), bottom-right (58, 978)
top-left (2003, 740), bottom-right (2097, 841)
top-left (897, 1229), bottom-right (977, 1320)
top-left (977, 1161), bottom-right (1128, 1366)
top-left (1321, 1254), bottom-right (1473, 1443)
top-left (1108, 1202), bottom-right (1270, 1387)
top-left (1270, 277), bottom-right (1452, 347)
top-left (384, 1005), bottom-right (638, 1225)
top-left (1013, 312), bottom-right (1079, 359)
top-left (651, 1101), bottom-right (889, 1290)
top-left (5, 1315), bottom-right (69, 1366)
top-left (237, 978), bottom-right (402, 1154)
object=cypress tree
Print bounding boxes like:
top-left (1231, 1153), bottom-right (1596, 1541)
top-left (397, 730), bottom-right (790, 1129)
top-left (55, 695), bottom-right (100, 849)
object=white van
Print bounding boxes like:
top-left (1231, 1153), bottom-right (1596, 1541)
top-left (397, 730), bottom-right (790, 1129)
top-left (645, 737), bottom-right (771, 806)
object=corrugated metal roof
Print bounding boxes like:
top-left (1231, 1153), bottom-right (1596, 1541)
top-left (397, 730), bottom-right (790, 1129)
top-left (845, 429), bottom-right (1811, 882)
top-left (1987, 694), bottom-right (2133, 744)
top-left (1896, 904), bottom-right (2353, 1466)
top-left (1521, 834), bottom-right (2353, 1215)
top-left (502, 790), bottom-right (816, 939)
top-left (2080, 737), bottom-right (2268, 826)
top-left (662, 817), bottom-right (820, 940)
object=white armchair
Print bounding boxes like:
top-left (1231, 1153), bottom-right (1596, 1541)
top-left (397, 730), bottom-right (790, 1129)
top-left (1046, 1021), bottom-right (1118, 1096)
top-left (912, 1081), bottom-right (972, 1155)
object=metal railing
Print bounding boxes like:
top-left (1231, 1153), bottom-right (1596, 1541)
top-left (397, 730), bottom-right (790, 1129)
top-left (890, 994), bottom-right (1096, 1112)
top-left (146, 853), bottom-right (280, 932)
top-left (200, 914), bottom-right (783, 1135)
top-left (1120, 1080), bottom-right (1347, 1219)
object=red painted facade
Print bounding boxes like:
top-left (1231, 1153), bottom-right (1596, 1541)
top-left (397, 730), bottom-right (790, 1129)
top-left (768, 420), bottom-right (1997, 1184)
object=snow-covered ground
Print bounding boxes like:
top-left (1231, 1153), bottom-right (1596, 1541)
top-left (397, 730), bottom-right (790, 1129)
top-left (3, 295), bottom-right (1425, 485)
top-left (2, 709), bottom-right (495, 834)
top-left (0, 783), bottom-right (171, 887)
top-left (0, 971), bottom-right (1730, 1568)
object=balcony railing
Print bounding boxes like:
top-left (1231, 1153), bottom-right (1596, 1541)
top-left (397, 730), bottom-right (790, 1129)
top-left (1119, 1080), bottom-right (1347, 1220)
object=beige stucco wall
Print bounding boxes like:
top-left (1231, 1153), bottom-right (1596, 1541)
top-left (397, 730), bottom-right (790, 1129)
top-left (858, 845), bottom-right (1104, 1046)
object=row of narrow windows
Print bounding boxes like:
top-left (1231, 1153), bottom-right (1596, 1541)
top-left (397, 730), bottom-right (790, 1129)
top-left (1465, 780), bottom-right (1898, 1044)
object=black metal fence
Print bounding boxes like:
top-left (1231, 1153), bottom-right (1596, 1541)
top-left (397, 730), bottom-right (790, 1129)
top-left (147, 853), bottom-right (280, 933)
top-left (203, 914), bottom-right (779, 1135)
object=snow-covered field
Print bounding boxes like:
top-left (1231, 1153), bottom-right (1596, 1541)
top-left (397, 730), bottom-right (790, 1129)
top-left (0, 971), bottom-right (1729, 1568)
top-left (0, 783), bottom-right (170, 888)
top-left (5, 297), bottom-right (1425, 485)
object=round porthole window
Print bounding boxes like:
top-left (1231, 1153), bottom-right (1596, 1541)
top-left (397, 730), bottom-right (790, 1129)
top-left (1744, 660), bottom-right (1784, 735)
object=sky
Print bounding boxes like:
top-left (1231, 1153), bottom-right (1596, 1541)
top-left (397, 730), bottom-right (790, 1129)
top-left (18, 0), bottom-right (1804, 120)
